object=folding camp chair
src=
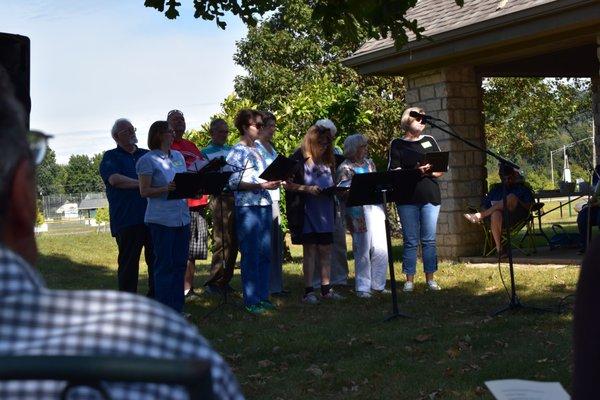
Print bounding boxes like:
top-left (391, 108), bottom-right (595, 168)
top-left (468, 204), bottom-right (539, 257)
top-left (0, 356), bottom-right (214, 400)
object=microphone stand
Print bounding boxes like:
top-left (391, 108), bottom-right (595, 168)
top-left (421, 116), bottom-right (554, 316)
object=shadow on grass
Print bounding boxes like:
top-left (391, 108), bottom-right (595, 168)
top-left (35, 241), bottom-right (578, 400)
top-left (37, 254), bottom-right (120, 291)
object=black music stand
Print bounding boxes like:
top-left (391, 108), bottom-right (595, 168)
top-left (347, 169), bottom-right (419, 321)
top-left (167, 171), bottom-right (233, 200)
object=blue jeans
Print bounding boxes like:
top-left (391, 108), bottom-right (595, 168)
top-left (236, 206), bottom-right (272, 306)
top-left (147, 223), bottom-right (190, 312)
top-left (396, 203), bottom-right (440, 276)
top-left (269, 201), bottom-right (284, 293)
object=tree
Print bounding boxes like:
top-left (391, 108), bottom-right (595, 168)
top-left (482, 77), bottom-right (592, 189)
top-left (36, 147), bottom-right (65, 196)
top-left (230, 0), bottom-right (405, 168)
top-left (63, 154), bottom-right (105, 194)
top-left (483, 78), bottom-right (591, 157)
top-left (144, 0), bottom-right (463, 47)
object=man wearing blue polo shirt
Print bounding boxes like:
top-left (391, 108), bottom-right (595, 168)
top-left (99, 118), bottom-right (154, 296)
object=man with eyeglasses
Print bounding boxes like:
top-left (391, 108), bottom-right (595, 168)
top-left (0, 72), bottom-right (243, 398)
top-left (167, 109), bottom-right (210, 299)
top-left (99, 118), bottom-right (155, 297)
top-left (202, 118), bottom-right (239, 295)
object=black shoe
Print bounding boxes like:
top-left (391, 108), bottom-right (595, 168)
top-left (204, 284), bottom-right (223, 295)
top-left (223, 284), bottom-right (237, 293)
top-left (271, 289), bottom-right (291, 298)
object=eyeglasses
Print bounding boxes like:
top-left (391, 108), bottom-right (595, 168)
top-left (116, 126), bottom-right (137, 135)
top-left (28, 130), bottom-right (53, 165)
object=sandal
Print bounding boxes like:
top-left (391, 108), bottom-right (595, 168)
top-left (463, 213), bottom-right (480, 223)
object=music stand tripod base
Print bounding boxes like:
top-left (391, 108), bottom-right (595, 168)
top-left (346, 171), bottom-right (415, 321)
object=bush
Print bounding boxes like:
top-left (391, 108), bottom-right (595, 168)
top-left (95, 208), bottom-right (109, 224)
top-left (36, 207), bottom-right (45, 226)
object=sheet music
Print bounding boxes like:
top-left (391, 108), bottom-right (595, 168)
top-left (485, 379), bottom-right (569, 400)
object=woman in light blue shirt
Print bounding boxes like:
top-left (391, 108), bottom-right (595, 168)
top-left (136, 120), bottom-right (190, 313)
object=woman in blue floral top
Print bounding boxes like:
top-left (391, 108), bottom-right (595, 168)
top-left (226, 109), bottom-right (281, 314)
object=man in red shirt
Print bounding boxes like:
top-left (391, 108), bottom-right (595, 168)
top-left (168, 109), bottom-right (209, 299)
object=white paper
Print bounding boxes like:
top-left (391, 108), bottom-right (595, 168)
top-left (485, 379), bottom-right (569, 400)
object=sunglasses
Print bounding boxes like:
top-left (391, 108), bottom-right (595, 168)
top-left (250, 122), bottom-right (264, 129)
top-left (28, 130), bottom-right (53, 165)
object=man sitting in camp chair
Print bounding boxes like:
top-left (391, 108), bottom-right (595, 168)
top-left (577, 165), bottom-right (600, 254)
top-left (0, 68), bottom-right (243, 399)
top-left (464, 164), bottom-right (534, 257)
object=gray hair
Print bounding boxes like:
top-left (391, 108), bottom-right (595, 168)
top-left (0, 67), bottom-right (29, 226)
top-left (110, 118), bottom-right (131, 139)
top-left (315, 118), bottom-right (337, 137)
top-left (343, 133), bottom-right (368, 159)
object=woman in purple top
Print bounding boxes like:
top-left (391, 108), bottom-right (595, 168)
top-left (285, 125), bottom-right (344, 304)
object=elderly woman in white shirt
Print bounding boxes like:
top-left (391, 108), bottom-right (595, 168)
top-left (337, 133), bottom-right (389, 298)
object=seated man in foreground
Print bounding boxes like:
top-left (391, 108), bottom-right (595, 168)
top-left (0, 72), bottom-right (243, 399)
top-left (463, 164), bottom-right (534, 256)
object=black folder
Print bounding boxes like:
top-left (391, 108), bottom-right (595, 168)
top-left (259, 154), bottom-right (303, 181)
top-left (423, 151), bottom-right (449, 172)
top-left (320, 185), bottom-right (350, 196)
top-left (167, 171), bottom-right (233, 200)
top-left (401, 148), bottom-right (449, 172)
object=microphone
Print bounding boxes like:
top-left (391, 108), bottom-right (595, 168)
top-left (409, 111), bottom-right (439, 122)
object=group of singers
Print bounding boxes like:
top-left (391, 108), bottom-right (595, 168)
top-left (100, 106), bottom-right (444, 316)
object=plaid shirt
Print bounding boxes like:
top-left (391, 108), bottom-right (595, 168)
top-left (0, 245), bottom-right (244, 400)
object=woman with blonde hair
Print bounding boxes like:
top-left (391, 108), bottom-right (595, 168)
top-left (285, 125), bottom-right (344, 304)
top-left (388, 107), bottom-right (444, 292)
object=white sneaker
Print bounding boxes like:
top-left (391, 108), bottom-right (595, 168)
top-left (403, 281), bottom-right (414, 292)
top-left (302, 292), bottom-right (320, 305)
top-left (426, 280), bottom-right (441, 291)
top-left (356, 291), bottom-right (372, 298)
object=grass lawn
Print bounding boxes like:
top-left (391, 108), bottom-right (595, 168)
top-left (36, 232), bottom-right (579, 399)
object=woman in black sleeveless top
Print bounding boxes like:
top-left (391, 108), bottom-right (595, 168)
top-left (388, 107), bottom-right (444, 292)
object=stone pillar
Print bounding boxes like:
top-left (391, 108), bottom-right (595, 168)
top-left (593, 35), bottom-right (600, 166)
top-left (404, 66), bottom-right (485, 258)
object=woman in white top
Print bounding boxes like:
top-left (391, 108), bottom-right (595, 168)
top-left (255, 111), bottom-right (287, 296)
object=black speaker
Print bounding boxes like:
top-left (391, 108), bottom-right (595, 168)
top-left (0, 32), bottom-right (31, 128)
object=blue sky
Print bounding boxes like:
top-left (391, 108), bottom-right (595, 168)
top-left (1, 0), bottom-right (246, 163)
